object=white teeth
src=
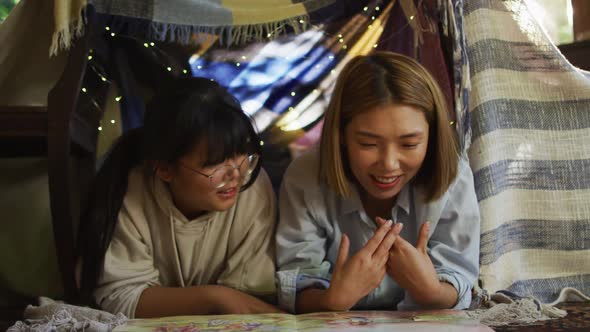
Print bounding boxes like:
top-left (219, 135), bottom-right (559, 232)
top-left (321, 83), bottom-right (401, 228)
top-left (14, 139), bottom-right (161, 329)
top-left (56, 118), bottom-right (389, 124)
top-left (374, 176), bottom-right (398, 184)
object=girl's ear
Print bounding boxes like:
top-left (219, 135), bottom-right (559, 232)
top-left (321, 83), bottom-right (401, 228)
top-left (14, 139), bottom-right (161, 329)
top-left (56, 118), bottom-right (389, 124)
top-left (154, 161), bottom-right (174, 183)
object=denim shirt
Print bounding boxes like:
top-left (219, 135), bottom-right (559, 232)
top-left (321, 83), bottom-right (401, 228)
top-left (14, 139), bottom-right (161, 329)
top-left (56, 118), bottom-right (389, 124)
top-left (275, 148), bottom-right (480, 313)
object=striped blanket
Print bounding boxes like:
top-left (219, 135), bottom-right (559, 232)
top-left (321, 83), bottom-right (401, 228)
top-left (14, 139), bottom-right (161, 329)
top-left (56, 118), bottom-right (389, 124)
top-left (464, 0), bottom-right (590, 303)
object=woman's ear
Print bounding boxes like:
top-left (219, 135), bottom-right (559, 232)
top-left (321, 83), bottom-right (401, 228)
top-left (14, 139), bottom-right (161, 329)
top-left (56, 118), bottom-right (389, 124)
top-left (154, 161), bottom-right (174, 183)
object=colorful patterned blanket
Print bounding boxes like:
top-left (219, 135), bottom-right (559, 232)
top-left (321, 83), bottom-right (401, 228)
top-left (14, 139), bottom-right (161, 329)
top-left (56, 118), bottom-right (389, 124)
top-left (90, 0), bottom-right (335, 46)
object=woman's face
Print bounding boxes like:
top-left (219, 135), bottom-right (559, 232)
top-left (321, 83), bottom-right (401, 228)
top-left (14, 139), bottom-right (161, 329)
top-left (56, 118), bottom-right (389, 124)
top-left (344, 103), bottom-right (429, 204)
top-left (156, 143), bottom-right (249, 219)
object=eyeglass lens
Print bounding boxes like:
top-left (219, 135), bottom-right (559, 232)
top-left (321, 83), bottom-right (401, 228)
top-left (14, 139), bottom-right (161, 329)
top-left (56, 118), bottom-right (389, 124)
top-left (211, 155), bottom-right (258, 188)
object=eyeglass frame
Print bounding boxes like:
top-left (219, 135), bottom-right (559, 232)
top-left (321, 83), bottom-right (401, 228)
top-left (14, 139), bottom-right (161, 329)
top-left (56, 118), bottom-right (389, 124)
top-left (179, 154), bottom-right (259, 189)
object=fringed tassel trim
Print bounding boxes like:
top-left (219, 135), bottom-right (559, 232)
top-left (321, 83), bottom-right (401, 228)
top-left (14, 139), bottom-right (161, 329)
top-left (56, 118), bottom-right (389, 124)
top-left (149, 14), bottom-right (310, 47)
top-left (49, 0), bottom-right (87, 56)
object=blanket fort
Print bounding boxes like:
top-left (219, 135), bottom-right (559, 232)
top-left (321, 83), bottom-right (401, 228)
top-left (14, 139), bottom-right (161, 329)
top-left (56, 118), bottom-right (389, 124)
top-left (114, 310), bottom-right (494, 332)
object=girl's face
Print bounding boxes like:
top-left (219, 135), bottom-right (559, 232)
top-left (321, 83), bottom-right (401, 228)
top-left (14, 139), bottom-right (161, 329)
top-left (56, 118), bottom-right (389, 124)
top-left (156, 143), bottom-right (248, 219)
top-left (344, 103), bottom-right (429, 204)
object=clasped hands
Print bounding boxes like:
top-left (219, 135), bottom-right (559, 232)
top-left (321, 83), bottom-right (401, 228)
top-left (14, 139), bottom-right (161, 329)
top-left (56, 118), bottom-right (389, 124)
top-left (323, 217), bottom-right (444, 311)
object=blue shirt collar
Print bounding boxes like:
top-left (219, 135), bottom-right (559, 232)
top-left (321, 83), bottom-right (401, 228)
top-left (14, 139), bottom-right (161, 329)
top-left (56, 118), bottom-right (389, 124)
top-left (340, 181), bottom-right (412, 217)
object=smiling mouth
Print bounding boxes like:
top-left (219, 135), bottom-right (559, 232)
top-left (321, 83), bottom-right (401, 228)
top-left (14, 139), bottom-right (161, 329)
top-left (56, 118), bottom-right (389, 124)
top-left (370, 175), bottom-right (402, 189)
top-left (217, 187), bottom-right (237, 199)
top-left (373, 175), bottom-right (400, 184)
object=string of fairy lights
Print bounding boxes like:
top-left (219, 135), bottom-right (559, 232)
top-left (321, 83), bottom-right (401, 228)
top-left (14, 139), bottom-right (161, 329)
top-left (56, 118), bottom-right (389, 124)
top-left (82, 1), bottom-right (435, 133)
top-left (81, 34), bottom-right (194, 132)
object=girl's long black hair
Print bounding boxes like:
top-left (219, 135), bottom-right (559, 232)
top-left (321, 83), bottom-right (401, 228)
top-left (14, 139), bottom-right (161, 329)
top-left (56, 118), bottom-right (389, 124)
top-left (77, 77), bottom-right (262, 303)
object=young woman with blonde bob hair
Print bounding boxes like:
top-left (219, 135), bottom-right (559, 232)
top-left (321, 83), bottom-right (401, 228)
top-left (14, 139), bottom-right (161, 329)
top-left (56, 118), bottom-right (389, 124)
top-left (276, 52), bottom-right (480, 313)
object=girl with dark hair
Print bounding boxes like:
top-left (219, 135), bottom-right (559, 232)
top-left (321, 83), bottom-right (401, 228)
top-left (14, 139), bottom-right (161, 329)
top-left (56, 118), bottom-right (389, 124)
top-left (78, 77), bottom-right (280, 318)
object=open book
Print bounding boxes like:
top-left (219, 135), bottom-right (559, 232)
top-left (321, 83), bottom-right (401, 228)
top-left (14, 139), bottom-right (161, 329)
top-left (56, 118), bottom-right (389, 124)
top-left (114, 310), bottom-right (494, 332)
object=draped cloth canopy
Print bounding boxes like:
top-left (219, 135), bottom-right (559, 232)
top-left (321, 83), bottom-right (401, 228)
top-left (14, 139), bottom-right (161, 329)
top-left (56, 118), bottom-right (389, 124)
top-left (1, 0), bottom-right (338, 106)
top-left (51, 0), bottom-right (336, 54)
top-left (4, 0), bottom-right (588, 310)
top-left (0, 0), bottom-right (70, 107)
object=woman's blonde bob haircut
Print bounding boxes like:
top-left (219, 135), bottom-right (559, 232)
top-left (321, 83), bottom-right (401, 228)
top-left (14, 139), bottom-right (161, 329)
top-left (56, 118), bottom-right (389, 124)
top-left (319, 51), bottom-right (459, 202)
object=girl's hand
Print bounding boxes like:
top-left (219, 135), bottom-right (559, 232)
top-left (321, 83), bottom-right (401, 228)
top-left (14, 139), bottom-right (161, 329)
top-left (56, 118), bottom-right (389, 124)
top-left (209, 285), bottom-right (284, 314)
top-left (385, 222), bottom-right (444, 306)
top-left (323, 219), bottom-right (402, 311)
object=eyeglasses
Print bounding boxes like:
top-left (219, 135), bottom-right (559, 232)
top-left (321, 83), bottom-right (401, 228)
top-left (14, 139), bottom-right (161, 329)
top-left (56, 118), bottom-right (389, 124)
top-left (180, 154), bottom-right (259, 189)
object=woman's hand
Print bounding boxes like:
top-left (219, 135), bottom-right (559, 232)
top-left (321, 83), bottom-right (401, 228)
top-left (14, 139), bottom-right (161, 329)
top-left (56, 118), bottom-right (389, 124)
top-left (385, 222), bottom-right (457, 307)
top-left (323, 219), bottom-right (402, 311)
top-left (209, 285), bottom-right (284, 314)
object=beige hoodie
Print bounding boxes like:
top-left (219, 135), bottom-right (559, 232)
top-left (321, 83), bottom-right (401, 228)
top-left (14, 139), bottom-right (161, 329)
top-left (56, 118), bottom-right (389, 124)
top-left (93, 167), bottom-right (277, 317)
